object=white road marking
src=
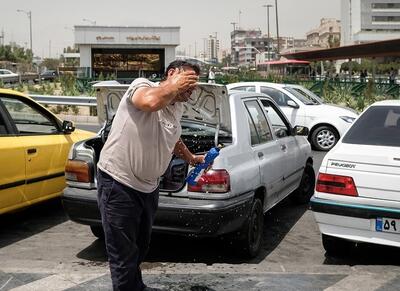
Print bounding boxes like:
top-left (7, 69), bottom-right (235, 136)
top-left (0, 276), bottom-right (13, 290)
top-left (9, 273), bottom-right (105, 291)
top-left (324, 273), bottom-right (398, 291)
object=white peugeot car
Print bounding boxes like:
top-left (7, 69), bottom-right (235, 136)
top-left (311, 100), bottom-right (400, 253)
top-left (227, 82), bottom-right (358, 151)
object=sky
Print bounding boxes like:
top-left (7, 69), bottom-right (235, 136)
top-left (1, 0), bottom-right (340, 58)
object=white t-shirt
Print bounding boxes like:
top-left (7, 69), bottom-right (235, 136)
top-left (97, 78), bottom-right (184, 193)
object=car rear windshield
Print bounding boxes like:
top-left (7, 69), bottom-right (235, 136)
top-left (181, 120), bottom-right (231, 137)
top-left (342, 105), bottom-right (400, 147)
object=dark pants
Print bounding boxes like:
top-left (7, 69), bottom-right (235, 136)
top-left (97, 169), bottom-right (159, 291)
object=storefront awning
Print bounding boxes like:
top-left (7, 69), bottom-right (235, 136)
top-left (282, 38), bottom-right (400, 61)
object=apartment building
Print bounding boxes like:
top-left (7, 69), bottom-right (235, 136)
top-left (341, 0), bottom-right (400, 45)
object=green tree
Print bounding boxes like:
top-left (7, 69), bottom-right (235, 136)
top-left (41, 58), bottom-right (60, 70)
top-left (0, 44), bottom-right (32, 62)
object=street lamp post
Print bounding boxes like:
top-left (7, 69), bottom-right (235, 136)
top-left (17, 9), bottom-right (32, 53)
top-left (274, 0), bottom-right (280, 58)
top-left (263, 4), bottom-right (273, 61)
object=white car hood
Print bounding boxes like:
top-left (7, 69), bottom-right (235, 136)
top-left (93, 81), bottom-right (231, 132)
top-left (308, 103), bottom-right (358, 118)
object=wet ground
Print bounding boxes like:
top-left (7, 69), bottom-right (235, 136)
top-left (1, 194), bottom-right (400, 290)
top-left (1, 151), bottom-right (400, 290)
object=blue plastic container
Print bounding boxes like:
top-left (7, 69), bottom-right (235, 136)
top-left (186, 147), bottom-right (220, 186)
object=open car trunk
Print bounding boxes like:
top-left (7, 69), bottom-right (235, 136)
top-left (92, 81), bottom-right (232, 193)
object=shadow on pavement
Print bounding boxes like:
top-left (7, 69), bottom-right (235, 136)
top-left (0, 198), bottom-right (67, 248)
top-left (77, 199), bottom-right (308, 267)
top-left (323, 242), bottom-right (400, 266)
top-left (76, 239), bottom-right (107, 263)
top-left (145, 197), bottom-right (308, 265)
top-left (74, 197), bottom-right (308, 265)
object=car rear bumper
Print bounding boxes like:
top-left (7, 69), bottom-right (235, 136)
top-left (310, 197), bottom-right (400, 219)
top-left (311, 197), bottom-right (400, 247)
top-left (62, 187), bottom-right (254, 237)
top-left (62, 188), bottom-right (101, 226)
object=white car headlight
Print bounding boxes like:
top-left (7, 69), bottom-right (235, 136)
top-left (340, 116), bottom-right (356, 123)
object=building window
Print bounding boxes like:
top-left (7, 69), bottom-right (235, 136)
top-left (372, 3), bottom-right (400, 9)
top-left (372, 16), bottom-right (400, 22)
top-left (92, 48), bottom-right (164, 78)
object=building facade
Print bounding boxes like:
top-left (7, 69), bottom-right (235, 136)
top-left (341, 0), bottom-right (400, 45)
top-left (231, 29), bottom-right (272, 66)
top-left (74, 26), bottom-right (180, 78)
top-left (207, 34), bottom-right (220, 64)
top-left (306, 18), bottom-right (341, 48)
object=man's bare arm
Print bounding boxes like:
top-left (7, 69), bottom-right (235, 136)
top-left (173, 138), bottom-right (204, 166)
top-left (131, 70), bottom-right (198, 112)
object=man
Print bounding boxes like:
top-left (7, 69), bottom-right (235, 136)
top-left (389, 67), bottom-right (397, 85)
top-left (97, 60), bottom-right (203, 291)
top-left (208, 67), bottom-right (216, 84)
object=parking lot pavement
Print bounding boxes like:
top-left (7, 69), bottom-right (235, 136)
top-left (1, 152), bottom-right (400, 290)
top-left (2, 197), bottom-right (400, 290)
top-left (2, 271), bottom-right (400, 291)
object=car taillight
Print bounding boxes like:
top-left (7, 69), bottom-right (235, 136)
top-left (187, 169), bottom-right (230, 193)
top-left (65, 160), bottom-right (91, 183)
top-left (316, 173), bottom-right (358, 196)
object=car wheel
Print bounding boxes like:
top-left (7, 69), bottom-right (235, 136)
top-left (90, 225), bottom-right (104, 239)
top-left (237, 198), bottom-right (263, 258)
top-left (322, 234), bottom-right (353, 255)
top-left (291, 164), bottom-right (315, 204)
top-left (311, 125), bottom-right (339, 151)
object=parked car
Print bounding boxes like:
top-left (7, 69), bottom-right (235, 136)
top-left (311, 100), bottom-right (400, 254)
top-left (0, 89), bottom-right (95, 215)
top-left (40, 70), bottom-right (60, 81)
top-left (62, 81), bottom-right (315, 257)
top-left (227, 82), bottom-right (358, 151)
top-left (0, 69), bottom-right (19, 83)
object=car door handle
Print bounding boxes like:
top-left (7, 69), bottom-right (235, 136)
top-left (27, 148), bottom-right (37, 154)
top-left (280, 144), bottom-right (287, 151)
top-left (258, 152), bottom-right (264, 158)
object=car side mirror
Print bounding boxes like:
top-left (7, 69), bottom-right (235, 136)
top-left (62, 120), bottom-right (75, 134)
top-left (294, 125), bottom-right (309, 136)
top-left (287, 100), bottom-right (299, 109)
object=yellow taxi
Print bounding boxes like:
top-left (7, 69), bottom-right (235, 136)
top-left (0, 88), bottom-right (95, 214)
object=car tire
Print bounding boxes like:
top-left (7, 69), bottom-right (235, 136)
top-left (291, 164), bottom-right (315, 204)
top-left (236, 198), bottom-right (264, 258)
top-left (90, 225), bottom-right (104, 239)
top-left (322, 234), bottom-right (353, 255)
top-left (310, 125), bottom-right (339, 151)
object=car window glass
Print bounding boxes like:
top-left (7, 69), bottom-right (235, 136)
top-left (0, 112), bottom-right (9, 135)
top-left (244, 100), bottom-right (273, 144)
top-left (284, 87), bottom-right (319, 105)
top-left (1, 97), bottom-right (59, 134)
top-left (343, 106), bottom-right (400, 147)
top-left (260, 87), bottom-right (291, 106)
top-left (231, 86), bottom-right (256, 92)
top-left (246, 110), bottom-right (260, 145)
top-left (181, 121), bottom-right (231, 137)
top-left (288, 86), bottom-right (323, 104)
top-left (261, 100), bottom-right (291, 138)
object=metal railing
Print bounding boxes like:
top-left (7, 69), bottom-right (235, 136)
top-left (30, 94), bottom-right (97, 107)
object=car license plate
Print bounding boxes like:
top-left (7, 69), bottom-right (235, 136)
top-left (376, 217), bottom-right (400, 234)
